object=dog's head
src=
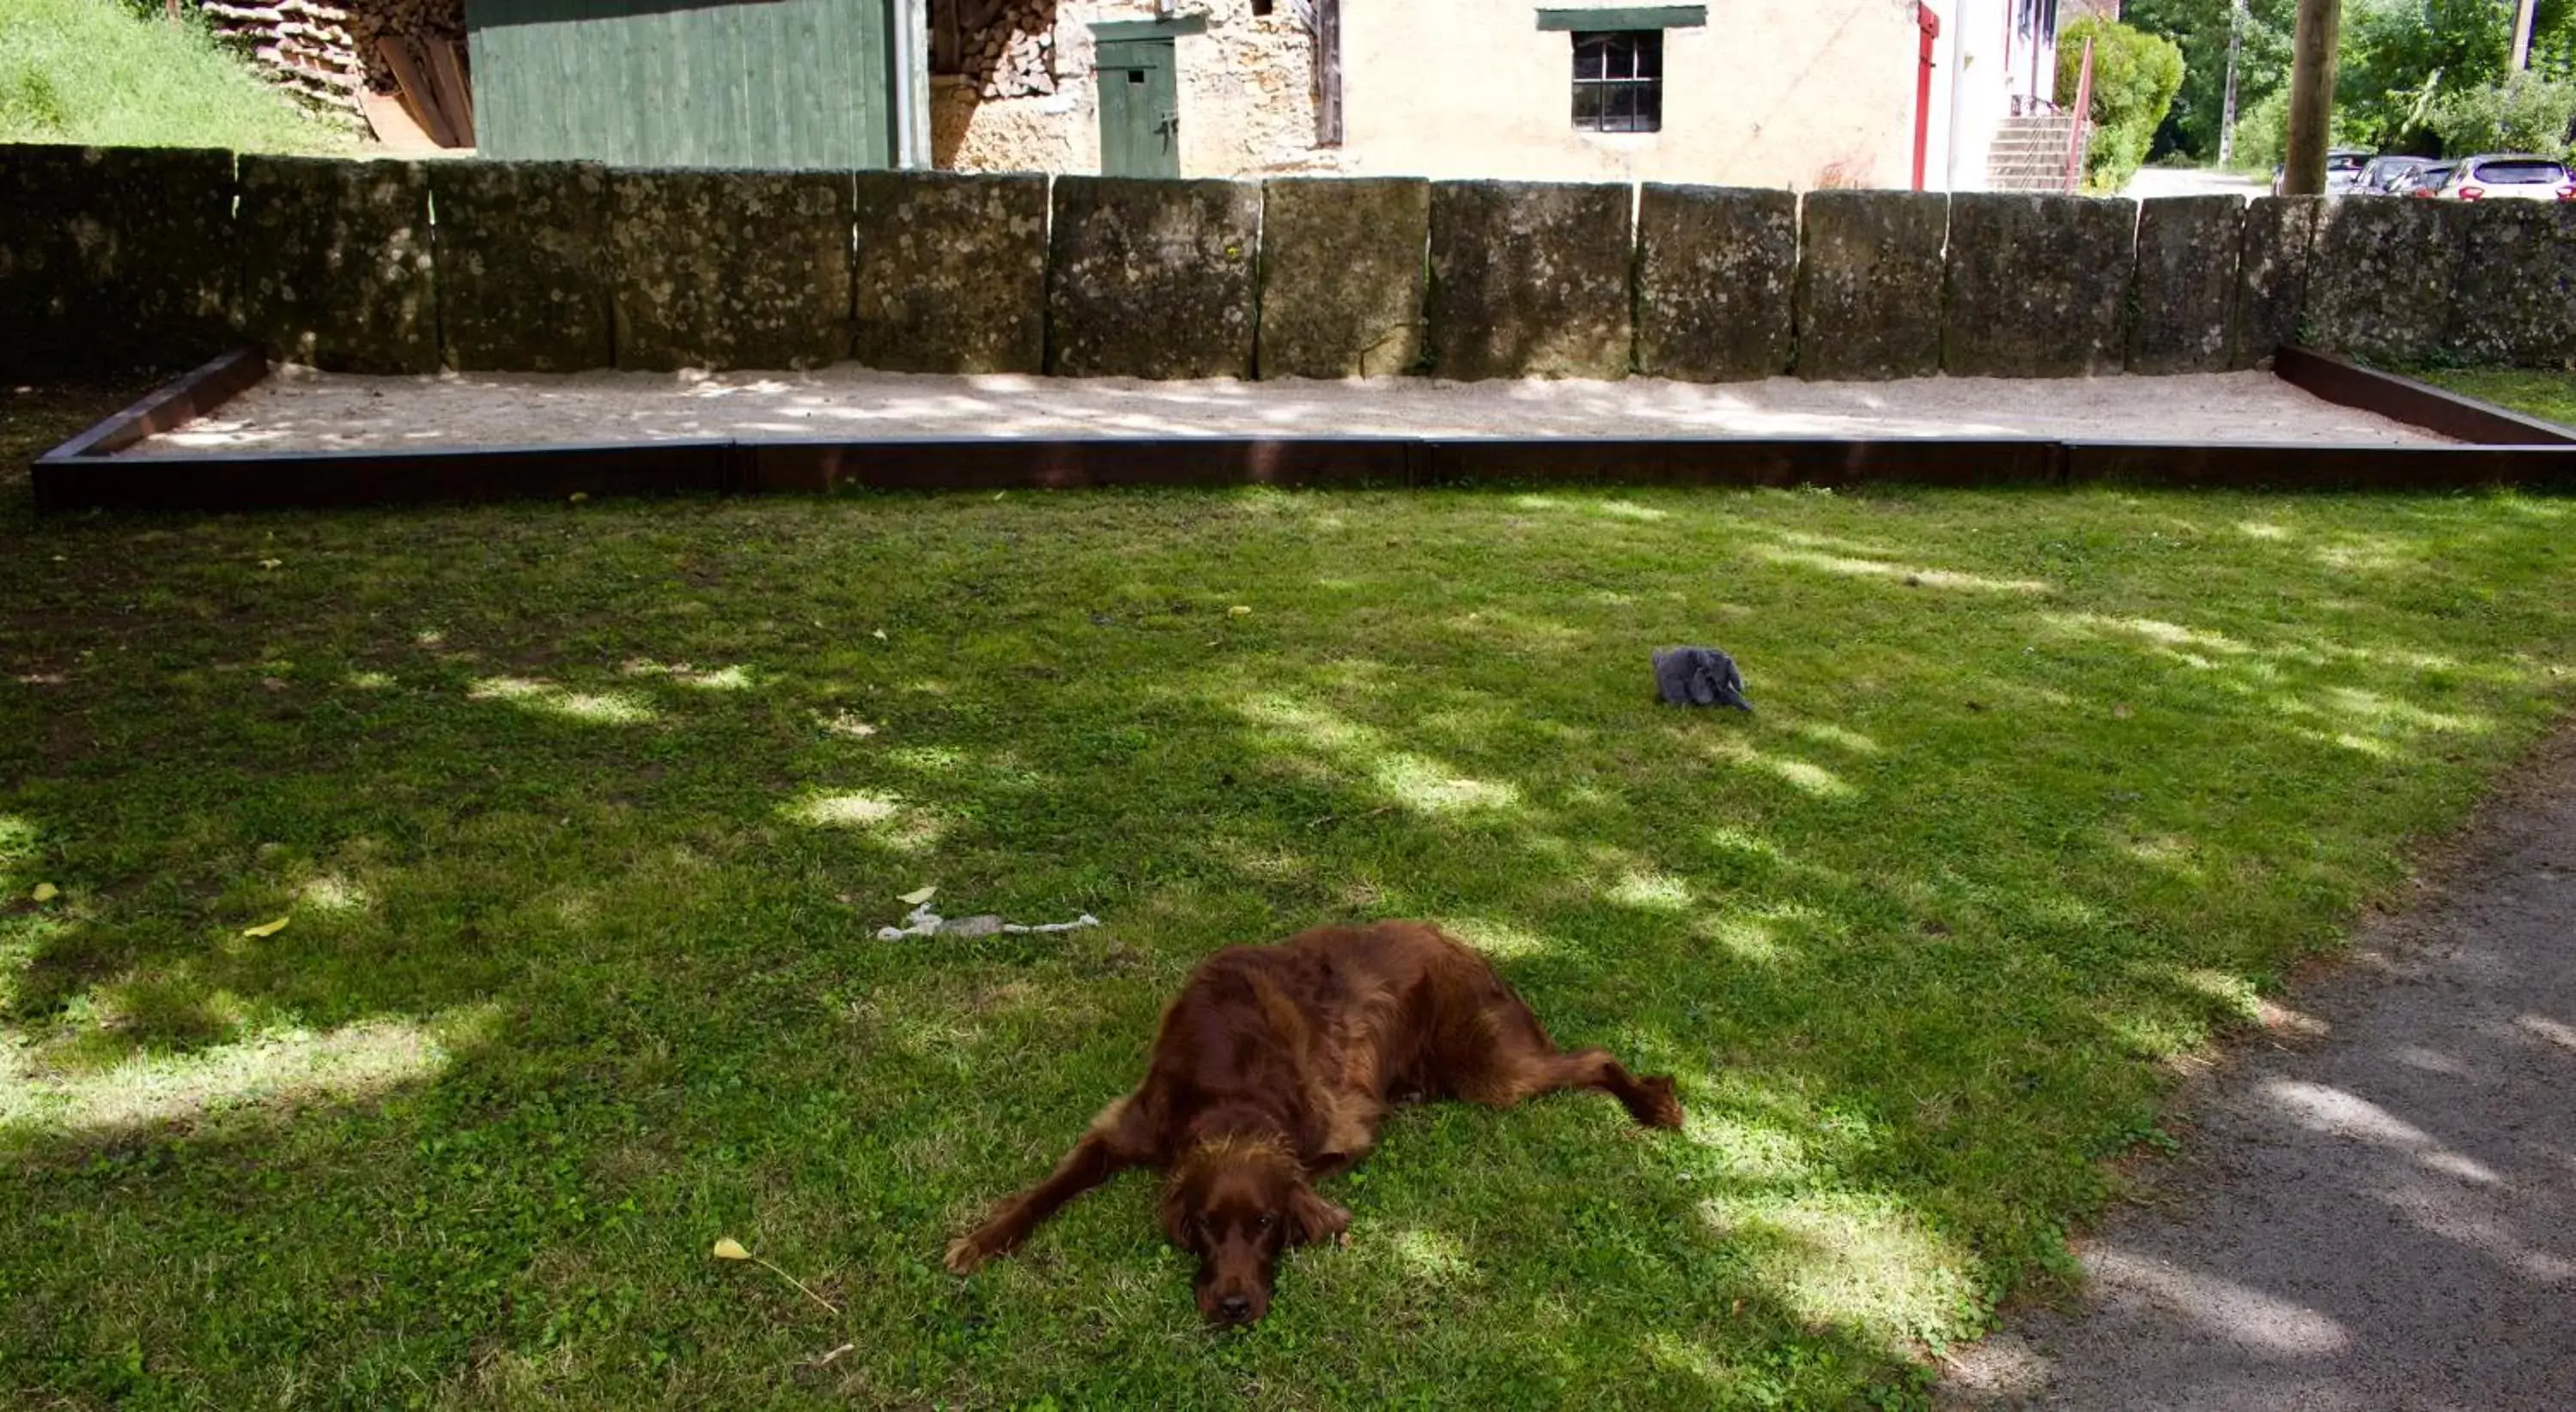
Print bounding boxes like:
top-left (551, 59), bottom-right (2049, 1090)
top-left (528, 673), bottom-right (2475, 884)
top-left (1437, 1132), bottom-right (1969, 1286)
top-left (1159, 1133), bottom-right (1348, 1326)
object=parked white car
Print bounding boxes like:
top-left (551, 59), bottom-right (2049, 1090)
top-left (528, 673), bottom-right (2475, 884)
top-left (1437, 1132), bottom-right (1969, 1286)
top-left (2412, 154), bottom-right (2574, 203)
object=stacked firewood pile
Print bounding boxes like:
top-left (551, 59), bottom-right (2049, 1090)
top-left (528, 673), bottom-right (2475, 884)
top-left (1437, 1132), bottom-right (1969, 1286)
top-left (343, 0), bottom-right (465, 96)
top-left (933, 0), bottom-right (1057, 100)
top-left (201, 0), bottom-right (465, 124)
top-left (202, 0), bottom-right (366, 113)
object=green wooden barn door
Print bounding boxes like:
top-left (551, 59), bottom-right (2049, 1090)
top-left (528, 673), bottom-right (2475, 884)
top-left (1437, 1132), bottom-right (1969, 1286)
top-left (1094, 39), bottom-right (1178, 177)
top-left (465, 0), bottom-right (896, 169)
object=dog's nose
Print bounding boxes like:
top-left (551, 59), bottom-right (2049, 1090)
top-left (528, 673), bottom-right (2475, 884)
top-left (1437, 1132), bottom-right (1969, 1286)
top-left (1218, 1294), bottom-right (1252, 1323)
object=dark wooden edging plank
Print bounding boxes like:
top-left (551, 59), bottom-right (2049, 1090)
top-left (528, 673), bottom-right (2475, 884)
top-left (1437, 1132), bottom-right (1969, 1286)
top-left (2273, 345), bottom-right (2576, 447)
top-left (39, 347), bottom-right (270, 461)
top-left (36, 440), bottom-right (743, 514)
top-left (46, 434), bottom-right (2576, 512)
top-left (2066, 441), bottom-right (2576, 490)
top-left (1422, 438), bottom-right (2063, 487)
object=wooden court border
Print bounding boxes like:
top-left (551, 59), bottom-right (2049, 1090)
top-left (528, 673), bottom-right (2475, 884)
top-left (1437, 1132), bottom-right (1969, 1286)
top-left (32, 346), bottom-right (2576, 513)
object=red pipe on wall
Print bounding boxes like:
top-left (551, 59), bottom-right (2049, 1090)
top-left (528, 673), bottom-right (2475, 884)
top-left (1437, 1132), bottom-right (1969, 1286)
top-left (1914, 3), bottom-right (1941, 192)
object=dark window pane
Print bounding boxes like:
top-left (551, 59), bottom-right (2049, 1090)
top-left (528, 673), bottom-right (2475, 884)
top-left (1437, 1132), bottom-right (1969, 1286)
top-left (1571, 30), bottom-right (1662, 133)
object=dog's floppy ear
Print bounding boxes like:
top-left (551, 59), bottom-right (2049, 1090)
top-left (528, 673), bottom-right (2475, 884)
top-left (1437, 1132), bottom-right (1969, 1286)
top-left (1285, 1181), bottom-right (1350, 1247)
top-left (1157, 1173), bottom-right (1196, 1245)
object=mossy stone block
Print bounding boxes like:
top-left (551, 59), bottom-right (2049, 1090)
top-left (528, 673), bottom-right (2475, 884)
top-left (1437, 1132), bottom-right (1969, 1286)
top-left (2229, 195), bottom-right (2319, 369)
top-left (429, 161), bottom-right (613, 372)
top-left (610, 167), bottom-right (854, 372)
top-left (2442, 202), bottom-right (2576, 368)
top-left (2301, 196), bottom-right (2469, 365)
top-left (1048, 177), bottom-right (1259, 380)
top-left (1941, 192), bottom-right (2135, 378)
top-left (1259, 177), bottom-right (1429, 380)
top-left (0, 144), bottom-right (236, 377)
top-left (1635, 184), bottom-right (1796, 381)
top-left (2129, 194), bottom-right (2243, 374)
top-left (236, 155), bottom-right (437, 374)
top-left (1426, 180), bottom-right (1631, 380)
top-left (853, 171), bottom-right (1048, 374)
top-left (1794, 190), bottom-right (1947, 381)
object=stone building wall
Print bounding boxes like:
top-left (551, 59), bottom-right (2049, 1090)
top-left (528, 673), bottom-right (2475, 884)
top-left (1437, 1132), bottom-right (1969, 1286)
top-left (932, 0), bottom-right (1935, 188)
top-left (933, 0), bottom-right (1331, 177)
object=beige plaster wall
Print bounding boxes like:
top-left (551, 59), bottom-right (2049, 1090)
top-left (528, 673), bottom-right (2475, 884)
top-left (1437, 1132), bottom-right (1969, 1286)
top-left (1340, 0), bottom-right (1923, 188)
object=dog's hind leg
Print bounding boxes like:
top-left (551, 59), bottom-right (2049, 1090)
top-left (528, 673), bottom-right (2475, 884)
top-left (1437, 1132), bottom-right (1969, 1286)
top-left (1446, 1003), bottom-right (1683, 1129)
top-left (946, 1094), bottom-right (1155, 1273)
top-left (1504, 1047), bottom-right (1685, 1129)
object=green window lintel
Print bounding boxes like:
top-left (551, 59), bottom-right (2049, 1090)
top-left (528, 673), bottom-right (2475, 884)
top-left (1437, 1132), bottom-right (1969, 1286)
top-left (1536, 5), bottom-right (1705, 30)
top-left (1090, 15), bottom-right (1210, 39)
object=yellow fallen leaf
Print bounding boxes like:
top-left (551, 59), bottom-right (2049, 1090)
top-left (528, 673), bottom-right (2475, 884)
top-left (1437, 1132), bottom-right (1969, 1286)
top-left (1230, 605), bottom-right (1252, 616)
top-left (32, 882), bottom-right (58, 904)
top-left (568, 492), bottom-right (589, 503)
top-left (899, 886), bottom-right (937, 906)
top-left (259, 559), bottom-right (283, 570)
top-left (241, 916), bottom-right (290, 939)
top-left (871, 630), bottom-right (889, 641)
top-left (713, 1237), bottom-right (750, 1261)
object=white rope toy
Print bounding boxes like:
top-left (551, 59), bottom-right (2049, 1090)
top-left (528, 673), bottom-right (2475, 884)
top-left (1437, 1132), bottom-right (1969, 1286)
top-left (876, 902), bottom-right (1102, 941)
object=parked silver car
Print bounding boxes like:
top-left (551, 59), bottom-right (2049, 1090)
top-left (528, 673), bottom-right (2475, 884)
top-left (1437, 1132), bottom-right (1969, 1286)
top-left (2359, 155), bottom-right (2432, 193)
top-left (2413, 154), bottom-right (2573, 202)
top-left (2269, 148), bottom-right (2374, 195)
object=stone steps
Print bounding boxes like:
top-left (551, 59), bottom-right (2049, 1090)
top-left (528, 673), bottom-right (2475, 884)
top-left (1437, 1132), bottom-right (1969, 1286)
top-left (1987, 113), bottom-right (2085, 193)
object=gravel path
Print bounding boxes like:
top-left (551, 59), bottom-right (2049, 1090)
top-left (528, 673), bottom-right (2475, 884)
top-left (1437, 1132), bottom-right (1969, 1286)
top-left (1944, 729), bottom-right (2576, 1410)
top-left (125, 366), bottom-right (2449, 455)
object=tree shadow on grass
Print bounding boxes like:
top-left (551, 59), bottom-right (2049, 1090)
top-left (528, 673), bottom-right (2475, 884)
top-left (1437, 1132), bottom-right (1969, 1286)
top-left (1, 484), bottom-right (2573, 1404)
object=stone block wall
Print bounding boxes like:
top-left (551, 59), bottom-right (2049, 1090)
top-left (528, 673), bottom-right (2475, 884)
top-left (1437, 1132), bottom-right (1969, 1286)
top-left (608, 168), bottom-right (854, 372)
top-left (13, 143), bottom-right (2576, 389)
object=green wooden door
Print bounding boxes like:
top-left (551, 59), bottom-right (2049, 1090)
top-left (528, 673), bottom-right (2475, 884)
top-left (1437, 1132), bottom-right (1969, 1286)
top-left (1094, 39), bottom-right (1179, 177)
top-left (465, 0), bottom-right (896, 170)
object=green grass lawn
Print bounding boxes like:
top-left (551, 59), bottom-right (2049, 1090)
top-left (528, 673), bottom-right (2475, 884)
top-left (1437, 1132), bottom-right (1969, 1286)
top-left (2412, 368), bottom-right (2576, 431)
top-left (1, 0), bottom-right (353, 153)
top-left (4, 387), bottom-right (2575, 1407)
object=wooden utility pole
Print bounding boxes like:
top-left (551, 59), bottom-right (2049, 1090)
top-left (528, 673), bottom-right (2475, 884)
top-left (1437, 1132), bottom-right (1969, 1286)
top-left (2282, 0), bottom-right (2340, 196)
top-left (2513, 0), bottom-right (2539, 70)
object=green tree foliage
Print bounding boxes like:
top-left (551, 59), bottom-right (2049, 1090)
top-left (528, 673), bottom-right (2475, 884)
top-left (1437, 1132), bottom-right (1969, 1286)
top-left (2057, 17), bottom-right (2187, 191)
top-left (2134, 0), bottom-right (2576, 162)
top-left (2125, 0), bottom-right (2298, 160)
top-left (2229, 84), bottom-right (2292, 171)
top-left (2336, 0), bottom-right (2512, 148)
top-left (2427, 70), bottom-right (2576, 156)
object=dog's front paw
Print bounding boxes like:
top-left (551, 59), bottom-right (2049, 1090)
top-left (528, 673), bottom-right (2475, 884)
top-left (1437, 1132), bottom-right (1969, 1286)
top-left (1637, 1074), bottom-right (1685, 1129)
top-left (945, 1222), bottom-right (1017, 1275)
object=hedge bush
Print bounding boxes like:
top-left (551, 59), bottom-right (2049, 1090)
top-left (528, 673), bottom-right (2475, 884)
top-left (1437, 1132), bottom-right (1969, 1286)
top-left (2057, 17), bottom-right (2186, 192)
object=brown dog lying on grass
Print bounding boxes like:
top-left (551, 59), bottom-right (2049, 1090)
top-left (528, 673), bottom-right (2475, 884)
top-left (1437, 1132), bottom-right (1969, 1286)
top-left (945, 920), bottom-right (1684, 1324)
